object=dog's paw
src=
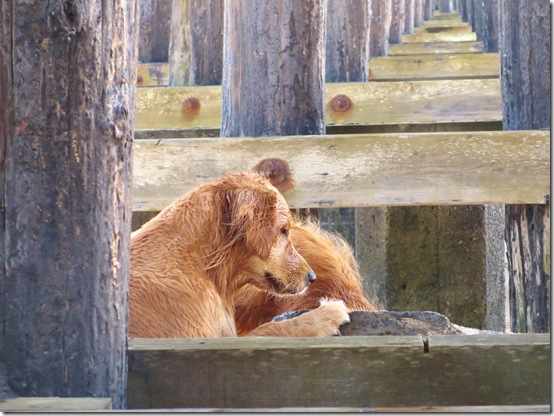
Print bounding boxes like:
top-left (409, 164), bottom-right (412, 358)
top-left (310, 298), bottom-right (350, 336)
top-left (247, 298), bottom-right (350, 337)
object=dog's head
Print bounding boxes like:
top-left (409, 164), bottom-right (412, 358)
top-left (213, 172), bottom-right (315, 295)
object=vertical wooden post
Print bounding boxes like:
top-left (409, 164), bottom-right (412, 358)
top-left (500, 0), bottom-right (550, 333)
top-left (471, 0), bottom-right (500, 53)
top-left (481, 0), bottom-right (499, 52)
top-left (384, 0), bottom-right (507, 330)
top-left (326, 0), bottom-right (371, 82)
top-left (424, 0), bottom-right (435, 20)
top-left (440, 0), bottom-right (455, 13)
top-left (464, 0), bottom-right (474, 28)
top-left (168, 0), bottom-right (224, 86)
top-left (404, 0), bottom-right (415, 35)
top-left (0, 0), bottom-right (135, 408)
top-left (325, 0), bottom-right (383, 308)
top-left (458, 0), bottom-right (466, 22)
top-left (413, 0), bottom-right (424, 27)
top-left (472, 0), bottom-right (484, 44)
top-left (370, 0), bottom-right (392, 57)
top-left (389, 0), bottom-right (406, 45)
top-left (138, 0), bottom-right (171, 63)
top-left (221, 0), bottom-right (326, 137)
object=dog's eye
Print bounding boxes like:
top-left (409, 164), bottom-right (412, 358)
top-left (280, 228), bottom-right (289, 237)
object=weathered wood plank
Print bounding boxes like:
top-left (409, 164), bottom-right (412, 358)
top-left (0, 397), bottom-right (112, 411)
top-left (138, 0), bottom-right (171, 63)
top-left (414, 25), bottom-right (472, 34)
top-left (403, 31), bottom-right (477, 43)
top-left (369, 53), bottom-right (499, 80)
top-left (135, 79), bottom-right (502, 131)
top-left (388, 41), bottom-right (484, 55)
top-left (422, 20), bottom-right (470, 28)
top-left (138, 51), bottom-right (496, 86)
top-left (431, 11), bottom-right (462, 21)
top-left (137, 62), bottom-right (168, 87)
top-left (132, 130), bottom-right (550, 211)
top-left (127, 334), bottom-right (550, 409)
top-left (134, 120), bottom-right (503, 139)
top-left (123, 405), bottom-right (552, 412)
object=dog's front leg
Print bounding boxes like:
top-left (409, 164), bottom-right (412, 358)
top-left (247, 299), bottom-right (350, 337)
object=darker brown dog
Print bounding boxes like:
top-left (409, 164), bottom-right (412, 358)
top-left (234, 218), bottom-right (376, 336)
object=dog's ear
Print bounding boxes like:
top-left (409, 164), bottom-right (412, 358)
top-left (224, 187), bottom-right (279, 260)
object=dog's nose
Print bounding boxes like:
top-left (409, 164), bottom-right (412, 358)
top-left (306, 270), bottom-right (316, 285)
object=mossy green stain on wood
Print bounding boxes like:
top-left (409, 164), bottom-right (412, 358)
top-left (127, 335), bottom-right (550, 409)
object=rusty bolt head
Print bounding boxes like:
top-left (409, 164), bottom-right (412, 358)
top-left (137, 75), bottom-right (144, 86)
top-left (181, 96), bottom-right (201, 119)
top-left (253, 158), bottom-right (295, 194)
top-left (330, 94), bottom-right (352, 113)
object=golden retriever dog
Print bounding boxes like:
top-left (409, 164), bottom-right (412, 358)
top-left (129, 171), bottom-right (350, 338)
top-left (234, 218), bottom-right (377, 336)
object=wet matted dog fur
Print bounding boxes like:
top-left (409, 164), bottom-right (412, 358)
top-left (129, 171), bottom-right (351, 338)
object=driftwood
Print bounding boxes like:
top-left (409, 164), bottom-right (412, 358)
top-left (273, 310), bottom-right (502, 336)
top-left (341, 311), bottom-right (502, 335)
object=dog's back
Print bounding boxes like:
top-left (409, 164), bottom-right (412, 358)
top-left (129, 171), bottom-right (317, 338)
top-left (129, 182), bottom-right (236, 338)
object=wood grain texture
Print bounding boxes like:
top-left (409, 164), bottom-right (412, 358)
top-left (0, 1), bottom-right (134, 408)
top-left (414, 25), bottom-right (472, 34)
top-left (119, 405), bottom-right (554, 412)
top-left (127, 334), bottom-right (550, 409)
top-left (135, 79), bottom-right (502, 130)
top-left (431, 11), bottom-right (462, 21)
top-left (388, 41), bottom-right (484, 55)
top-left (389, 0), bottom-right (406, 44)
top-left (132, 130), bottom-right (550, 210)
top-left (404, 0), bottom-right (414, 35)
top-left (423, 0), bottom-right (433, 20)
top-left (403, 31), bottom-right (477, 42)
top-left (500, 0), bottom-right (551, 334)
top-left (168, 0), bottom-right (223, 86)
top-left (221, 0), bottom-right (326, 137)
top-left (138, 0), bottom-right (171, 63)
top-left (439, 0), bottom-right (455, 13)
top-left (370, 0), bottom-right (392, 56)
top-left (326, 0), bottom-right (370, 82)
top-left (422, 20), bottom-right (469, 28)
top-left (137, 62), bottom-right (169, 86)
top-left (0, 398), bottom-right (112, 411)
top-left (138, 52), bottom-right (497, 85)
top-left (369, 53), bottom-right (499, 80)
top-left (413, 0), bottom-right (424, 27)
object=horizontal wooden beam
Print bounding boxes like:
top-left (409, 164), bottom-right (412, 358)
top-left (127, 334), bottom-right (550, 409)
top-left (0, 397), bottom-right (112, 411)
top-left (422, 20), bottom-right (471, 28)
top-left (132, 130), bottom-right (550, 210)
top-left (135, 79), bottom-right (502, 132)
top-left (415, 25), bottom-right (472, 34)
top-left (388, 41), bottom-right (484, 55)
top-left (431, 11), bottom-right (462, 21)
top-left (403, 32), bottom-right (477, 43)
top-left (369, 53), bottom-right (499, 80)
top-left (138, 52), bottom-right (496, 86)
top-left (126, 405), bottom-right (552, 412)
top-left (137, 62), bottom-right (168, 87)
